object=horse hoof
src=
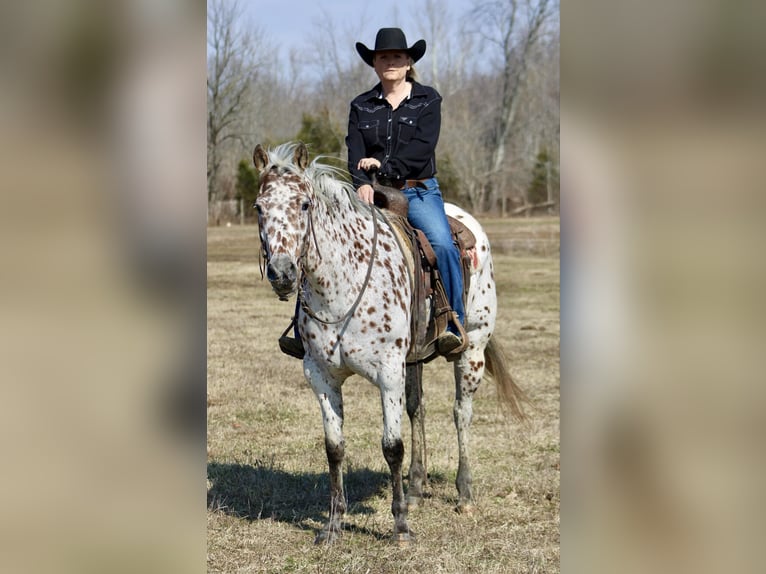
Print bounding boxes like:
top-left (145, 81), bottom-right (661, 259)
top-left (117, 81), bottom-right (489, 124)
top-left (391, 531), bottom-right (413, 546)
top-left (456, 503), bottom-right (476, 515)
top-left (314, 529), bottom-right (341, 545)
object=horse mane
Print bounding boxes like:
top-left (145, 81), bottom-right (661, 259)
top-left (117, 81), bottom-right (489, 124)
top-left (262, 142), bottom-right (367, 214)
top-left (305, 158), bottom-right (367, 216)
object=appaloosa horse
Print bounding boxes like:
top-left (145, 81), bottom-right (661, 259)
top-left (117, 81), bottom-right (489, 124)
top-left (253, 142), bottom-right (525, 544)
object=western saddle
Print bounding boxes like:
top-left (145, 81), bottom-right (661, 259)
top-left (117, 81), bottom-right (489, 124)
top-left (373, 183), bottom-right (476, 363)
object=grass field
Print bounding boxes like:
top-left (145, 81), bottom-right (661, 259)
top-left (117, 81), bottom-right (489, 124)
top-left (207, 216), bottom-right (560, 573)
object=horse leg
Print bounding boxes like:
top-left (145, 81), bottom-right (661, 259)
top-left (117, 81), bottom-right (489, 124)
top-left (452, 341), bottom-right (487, 514)
top-left (405, 362), bottom-right (426, 508)
top-left (379, 375), bottom-right (411, 543)
top-left (309, 370), bottom-right (346, 544)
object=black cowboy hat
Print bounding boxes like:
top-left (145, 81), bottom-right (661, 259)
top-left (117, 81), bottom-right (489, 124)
top-left (355, 28), bottom-right (427, 67)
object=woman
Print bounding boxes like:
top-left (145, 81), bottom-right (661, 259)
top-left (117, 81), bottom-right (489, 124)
top-left (279, 28), bottom-right (464, 359)
top-left (348, 27), bottom-right (465, 356)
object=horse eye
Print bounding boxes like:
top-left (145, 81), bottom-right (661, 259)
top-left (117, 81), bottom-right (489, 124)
top-left (301, 201), bottom-right (311, 211)
top-left (254, 203), bottom-right (262, 214)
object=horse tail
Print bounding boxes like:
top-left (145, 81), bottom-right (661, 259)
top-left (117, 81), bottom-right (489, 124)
top-left (484, 338), bottom-right (528, 421)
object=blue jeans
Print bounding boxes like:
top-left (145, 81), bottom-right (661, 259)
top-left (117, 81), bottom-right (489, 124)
top-left (402, 178), bottom-right (465, 328)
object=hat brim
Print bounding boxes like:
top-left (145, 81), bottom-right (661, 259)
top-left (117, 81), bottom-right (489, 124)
top-left (356, 39), bottom-right (427, 67)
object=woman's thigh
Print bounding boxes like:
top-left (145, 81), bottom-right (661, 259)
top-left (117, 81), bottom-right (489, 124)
top-left (404, 181), bottom-right (452, 248)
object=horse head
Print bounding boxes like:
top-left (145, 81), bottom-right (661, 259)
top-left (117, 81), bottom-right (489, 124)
top-left (253, 142), bottom-right (314, 301)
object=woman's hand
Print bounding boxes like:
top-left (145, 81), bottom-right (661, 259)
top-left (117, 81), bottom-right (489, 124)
top-left (357, 157), bottom-right (381, 172)
top-left (357, 184), bottom-right (374, 204)
top-left (356, 158), bottom-right (379, 202)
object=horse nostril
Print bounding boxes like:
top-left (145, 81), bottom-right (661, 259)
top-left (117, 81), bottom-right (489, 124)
top-left (266, 263), bottom-right (279, 282)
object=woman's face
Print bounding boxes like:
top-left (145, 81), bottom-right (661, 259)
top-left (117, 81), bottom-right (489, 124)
top-left (373, 50), bottom-right (410, 83)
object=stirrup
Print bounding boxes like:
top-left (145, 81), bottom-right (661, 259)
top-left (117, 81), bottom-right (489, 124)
top-left (437, 313), bottom-right (469, 361)
top-left (437, 331), bottom-right (463, 355)
top-left (279, 336), bottom-right (305, 359)
top-left (278, 317), bottom-right (304, 359)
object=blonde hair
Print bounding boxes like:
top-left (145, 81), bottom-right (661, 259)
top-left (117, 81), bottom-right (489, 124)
top-left (407, 60), bottom-right (418, 81)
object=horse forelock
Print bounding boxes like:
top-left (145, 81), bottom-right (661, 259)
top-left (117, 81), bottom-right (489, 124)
top-left (267, 142), bottom-right (300, 169)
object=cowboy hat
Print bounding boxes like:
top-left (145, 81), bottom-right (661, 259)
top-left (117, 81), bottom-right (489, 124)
top-left (355, 28), bottom-right (426, 67)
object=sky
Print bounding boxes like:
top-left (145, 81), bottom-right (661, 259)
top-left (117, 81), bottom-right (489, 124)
top-left (242, 0), bottom-right (472, 66)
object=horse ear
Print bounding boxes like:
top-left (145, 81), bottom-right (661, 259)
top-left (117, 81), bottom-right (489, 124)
top-left (294, 142), bottom-right (309, 170)
top-left (253, 144), bottom-right (269, 171)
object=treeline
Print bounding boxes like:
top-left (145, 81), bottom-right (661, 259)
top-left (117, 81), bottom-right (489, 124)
top-left (208, 0), bottom-right (559, 220)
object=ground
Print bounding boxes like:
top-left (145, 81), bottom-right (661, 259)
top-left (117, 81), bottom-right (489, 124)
top-left (207, 216), bottom-right (559, 573)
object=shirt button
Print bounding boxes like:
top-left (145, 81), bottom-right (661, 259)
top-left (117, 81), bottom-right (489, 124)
top-left (388, 118), bottom-right (392, 122)
top-left (387, 136), bottom-right (391, 139)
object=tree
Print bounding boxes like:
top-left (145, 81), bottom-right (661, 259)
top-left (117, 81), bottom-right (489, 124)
top-left (207, 0), bottom-right (263, 203)
top-left (471, 0), bottom-right (558, 213)
top-left (295, 109), bottom-right (344, 161)
top-left (527, 147), bottom-right (559, 207)
top-left (435, 154), bottom-right (462, 204)
top-left (234, 159), bottom-right (259, 220)
top-left (206, 0), bottom-right (559, 219)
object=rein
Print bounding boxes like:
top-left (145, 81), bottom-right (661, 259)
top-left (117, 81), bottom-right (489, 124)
top-left (299, 202), bottom-right (380, 346)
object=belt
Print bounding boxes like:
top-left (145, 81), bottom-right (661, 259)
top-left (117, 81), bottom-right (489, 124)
top-left (377, 177), bottom-right (429, 190)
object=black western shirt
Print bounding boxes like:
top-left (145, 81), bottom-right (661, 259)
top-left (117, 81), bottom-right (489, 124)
top-left (346, 80), bottom-right (442, 189)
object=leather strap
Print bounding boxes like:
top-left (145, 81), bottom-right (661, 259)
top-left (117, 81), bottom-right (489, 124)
top-left (378, 177), bottom-right (428, 190)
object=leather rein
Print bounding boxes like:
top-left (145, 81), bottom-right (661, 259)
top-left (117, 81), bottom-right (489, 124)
top-left (298, 200), bottom-right (380, 330)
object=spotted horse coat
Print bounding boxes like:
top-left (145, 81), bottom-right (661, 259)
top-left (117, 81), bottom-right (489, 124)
top-left (252, 142), bottom-right (526, 545)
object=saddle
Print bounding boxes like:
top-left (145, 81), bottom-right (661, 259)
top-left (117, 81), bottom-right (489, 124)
top-left (373, 184), bottom-right (477, 363)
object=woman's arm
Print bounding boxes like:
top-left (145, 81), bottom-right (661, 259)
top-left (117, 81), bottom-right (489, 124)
top-left (346, 105), bottom-right (371, 189)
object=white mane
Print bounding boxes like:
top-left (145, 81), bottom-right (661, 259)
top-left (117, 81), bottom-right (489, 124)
top-left (305, 158), bottom-right (363, 210)
top-left (264, 142), bottom-right (365, 213)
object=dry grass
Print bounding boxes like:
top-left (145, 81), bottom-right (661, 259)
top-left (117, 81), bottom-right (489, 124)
top-left (207, 216), bottom-right (560, 573)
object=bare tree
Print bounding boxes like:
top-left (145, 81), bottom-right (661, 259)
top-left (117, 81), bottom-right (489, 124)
top-left (207, 0), bottom-right (265, 203)
top-left (299, 10), bottom-right (375, 155)
top-left (440, 75), bottom-right (502, 212)
top-left (417, 0), bottom-right (448, 92)
top-left (412, 0), bottom-right (477, 95)
top-left (471, 0), bottom-right (558, 213)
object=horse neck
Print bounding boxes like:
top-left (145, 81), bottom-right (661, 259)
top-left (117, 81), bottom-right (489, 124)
top-left (302, 190), bottom-right (375, 299)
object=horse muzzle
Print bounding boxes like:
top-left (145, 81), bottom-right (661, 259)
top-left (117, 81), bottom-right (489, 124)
top-left (266, 255), bottom-right (298, 301)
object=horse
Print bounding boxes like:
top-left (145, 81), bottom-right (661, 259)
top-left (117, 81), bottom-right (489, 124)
top-left (252, 142), bottom-right (525, 544)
